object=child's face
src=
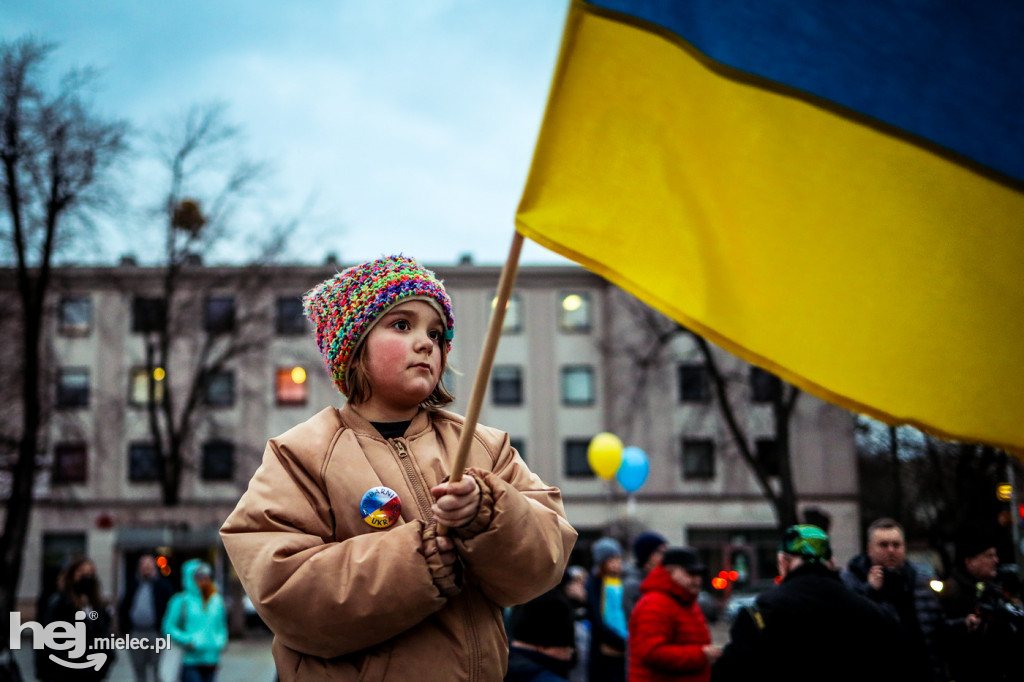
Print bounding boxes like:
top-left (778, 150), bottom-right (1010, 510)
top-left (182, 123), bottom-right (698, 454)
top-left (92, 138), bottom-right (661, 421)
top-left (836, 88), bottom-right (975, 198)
top-left (361, 300), bottom-right (445, 418)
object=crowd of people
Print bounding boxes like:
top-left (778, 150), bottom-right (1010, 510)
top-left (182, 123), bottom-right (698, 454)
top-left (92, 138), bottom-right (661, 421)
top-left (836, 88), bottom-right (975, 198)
top-left (33, 553), bottom-right (227, 682)
top-left (504, 519), bottom-right (1023, 682)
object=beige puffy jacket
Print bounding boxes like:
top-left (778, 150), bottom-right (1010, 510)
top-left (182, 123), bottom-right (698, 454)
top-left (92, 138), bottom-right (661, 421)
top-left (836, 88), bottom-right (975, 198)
top-left (221, 405), bottom-right (577, 681)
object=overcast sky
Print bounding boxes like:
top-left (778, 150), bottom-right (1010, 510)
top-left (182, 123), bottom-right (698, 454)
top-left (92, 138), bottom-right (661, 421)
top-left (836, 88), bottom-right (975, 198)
top-left (4, 1), bottom-right (573, 267)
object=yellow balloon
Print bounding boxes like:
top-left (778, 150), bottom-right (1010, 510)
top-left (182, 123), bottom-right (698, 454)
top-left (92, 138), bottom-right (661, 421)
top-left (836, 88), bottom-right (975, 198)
top-left (588, 432), bottom-right (624, 480)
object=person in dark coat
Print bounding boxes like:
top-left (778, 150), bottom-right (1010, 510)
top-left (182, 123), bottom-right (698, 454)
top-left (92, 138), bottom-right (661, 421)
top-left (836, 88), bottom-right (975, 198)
top-left (628, 547), bottom-right (721, 682)
top-left (840, 518), bottom-right (947, 681)
top-left (118, 554), bottom-right (175, 682)
top-left (937, 527), bottom-right (1022, 682)
top-left (712, 525), bottom-right (908, 682)
top-left (37, 557), bottom-right (117, 682)
top-left (505, 586), bottom-right (577, 682)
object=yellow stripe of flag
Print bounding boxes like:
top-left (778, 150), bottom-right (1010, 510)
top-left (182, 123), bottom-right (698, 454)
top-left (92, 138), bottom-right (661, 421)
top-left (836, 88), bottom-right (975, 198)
top-left (517, 2), bottom-right (1024, 453)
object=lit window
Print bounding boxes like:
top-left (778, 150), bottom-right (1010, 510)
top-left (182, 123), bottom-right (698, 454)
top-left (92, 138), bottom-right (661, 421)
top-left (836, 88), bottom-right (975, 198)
top-left (678, 365), bottom-right (711, 402)
top-left (129, 367), bottom-right (165, 406)
top-left (52, 443), bottom-right (87, 484)
top-left (750, 367), bottom-right (782, 403)
top-left (491, 366), bottom-right (523, 406)
top-left (203, 370), bottom-right (235, 407)
top-left (561, 366), bottom-right (595, 406)
top-left (559, 292), bottom-right (591, 332)
top-left (201, 440), bottom-right (234, 481)
top-left (276, 297), bottom-right (306, 335)
top-left (276, 366), bottom-right (308, 406)
top-left (491, 293), bottom-right (523, 334)
top-left (682, 439), bottom-right (715, 480)
top-left (132, 297), bottom-right (166, 333)
top-left (58, 296), bottom-right (91, 336)
top-left (128, 443), bottom-right (160, 482)
top-left (564, 439), bottom-right (594, 478)
top-left (204, 296), bottom-right (236, 334)
top-left (56, 368), bottom-right (89, 408)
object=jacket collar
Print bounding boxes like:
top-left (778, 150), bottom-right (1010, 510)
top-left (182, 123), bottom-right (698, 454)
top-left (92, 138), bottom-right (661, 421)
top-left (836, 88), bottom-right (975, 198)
top-left (339, 403), bottom-right (433, 439)
top-left (640, 564), bottom-right (697, 603)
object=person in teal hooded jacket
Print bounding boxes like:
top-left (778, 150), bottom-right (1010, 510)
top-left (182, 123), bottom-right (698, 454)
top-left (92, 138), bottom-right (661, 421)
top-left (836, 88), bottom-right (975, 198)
top-left (162, 559), bottom-right (228, 682)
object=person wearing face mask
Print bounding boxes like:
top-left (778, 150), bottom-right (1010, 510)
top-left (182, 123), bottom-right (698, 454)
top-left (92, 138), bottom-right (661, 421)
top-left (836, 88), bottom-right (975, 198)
top-left (37, 556), bottom-right (117, 681)
top-left (161, 559), bottom-right (228, 682)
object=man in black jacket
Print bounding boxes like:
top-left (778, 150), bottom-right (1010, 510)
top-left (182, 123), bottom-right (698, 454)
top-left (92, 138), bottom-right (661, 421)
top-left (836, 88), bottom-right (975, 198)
top-left (712, 525), bottom-right (907, 682)
top-left (118, 555), bottom-right (175, 682)
top-left (841, 518), bottom-right (947, 681)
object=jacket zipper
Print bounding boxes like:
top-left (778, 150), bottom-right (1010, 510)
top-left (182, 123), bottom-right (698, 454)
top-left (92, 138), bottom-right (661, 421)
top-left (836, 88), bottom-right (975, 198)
top-left (393, 440), bottom-right (433, 522)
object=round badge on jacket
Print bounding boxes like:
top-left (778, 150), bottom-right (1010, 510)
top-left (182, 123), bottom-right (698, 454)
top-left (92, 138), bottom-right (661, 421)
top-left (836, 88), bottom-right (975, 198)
top-left (360, 487), bottom-right (402, 528)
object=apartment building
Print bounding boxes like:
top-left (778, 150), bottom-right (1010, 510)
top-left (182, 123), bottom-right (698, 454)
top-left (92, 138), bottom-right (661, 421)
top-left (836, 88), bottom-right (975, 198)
top-left (0, 258), bottom-right (859, 611)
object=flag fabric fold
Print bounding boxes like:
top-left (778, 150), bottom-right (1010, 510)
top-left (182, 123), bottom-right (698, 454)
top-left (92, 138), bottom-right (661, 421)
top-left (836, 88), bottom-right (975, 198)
top-left (516, 0), bottom-right (1024, 453)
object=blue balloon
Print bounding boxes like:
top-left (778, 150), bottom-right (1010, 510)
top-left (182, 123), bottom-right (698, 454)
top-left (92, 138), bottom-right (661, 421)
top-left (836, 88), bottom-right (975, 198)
top-left (616, 446), bottom-right (649, 493)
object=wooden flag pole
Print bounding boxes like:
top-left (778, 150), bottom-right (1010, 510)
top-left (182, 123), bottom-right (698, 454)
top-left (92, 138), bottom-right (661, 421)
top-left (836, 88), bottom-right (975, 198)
top-left (438, 231), bottom-right (524, 536)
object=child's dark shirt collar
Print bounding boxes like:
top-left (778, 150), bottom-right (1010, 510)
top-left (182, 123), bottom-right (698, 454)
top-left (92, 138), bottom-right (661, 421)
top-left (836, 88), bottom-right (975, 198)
top-left (371, 420), bottom-right (412, 440)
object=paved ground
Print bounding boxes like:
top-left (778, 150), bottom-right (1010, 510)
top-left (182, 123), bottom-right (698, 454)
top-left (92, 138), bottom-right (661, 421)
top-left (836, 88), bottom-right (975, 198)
top-left (12, 632), bottom-right (277, 682)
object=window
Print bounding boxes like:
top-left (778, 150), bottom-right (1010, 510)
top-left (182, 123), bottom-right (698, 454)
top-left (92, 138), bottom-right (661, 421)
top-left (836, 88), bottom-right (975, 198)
top-left (561, 366), bottom-right (595, 406)
top-left (276, 366), bottom-right (308, 406)
top-left (201, 440), bottom-right (234, 481)
top-left (52, 443), bottom-right (87, 484)
top-left (129, 367), bottom-right (165, 407)
top-left (755, 438), bottom-right (780, 477)
top-left (128, 443), bottom-right (160, 482)
top-left (132, 297), bottom-right (166, 333)
top-left (204, 296), bottom-right (236, 334)
top-left (678, 365), bottom-right (711, 402)
top-left (510, 438), bottom-right (526, 461)
top-left (56, 368), bottom-right (89, 408)
top-left (276, 297), bottom-right (306, 335)
top-left (58, 296), bottom-right (91, 336)
top-left (564, 439), bottom-right (594, 478)
top-left (203, 370), bottom-right (235, 407)
top-left (491, 293), bottom-right (523, 333)
top-left (750, 367), bottom-right (782, 403)
top-left (559, 292), bottom-right (592, 332)
top-left (682, 439), bottom-right (715, 480)
top-left (491, 366), bottom-right (523, 406)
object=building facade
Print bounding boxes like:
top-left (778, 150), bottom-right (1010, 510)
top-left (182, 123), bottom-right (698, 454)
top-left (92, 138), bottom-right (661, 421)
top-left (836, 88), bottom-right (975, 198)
top-left (0, 258), bottom-right (859, 613)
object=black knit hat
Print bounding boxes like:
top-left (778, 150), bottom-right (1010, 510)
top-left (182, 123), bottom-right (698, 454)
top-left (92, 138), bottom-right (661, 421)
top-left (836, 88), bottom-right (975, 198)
top-left (508, 589), bottom-right (575, 648)
top-left (661, 547), bottom-right (706, 574)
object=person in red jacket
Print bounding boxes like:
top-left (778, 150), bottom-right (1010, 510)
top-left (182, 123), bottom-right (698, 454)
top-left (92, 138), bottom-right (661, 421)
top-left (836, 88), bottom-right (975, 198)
top-left (628, 547), bottom-right (722, 682)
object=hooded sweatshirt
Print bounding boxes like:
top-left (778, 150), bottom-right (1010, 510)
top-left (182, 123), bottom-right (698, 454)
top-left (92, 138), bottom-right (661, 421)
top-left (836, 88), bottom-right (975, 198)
top-left (162, 559), bottom-right (228, 667)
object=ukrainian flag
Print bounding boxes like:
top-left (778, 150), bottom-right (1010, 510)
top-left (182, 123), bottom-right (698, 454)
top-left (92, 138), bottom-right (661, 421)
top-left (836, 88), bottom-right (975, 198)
top-left (517, 0), bottom-right (1024, 453)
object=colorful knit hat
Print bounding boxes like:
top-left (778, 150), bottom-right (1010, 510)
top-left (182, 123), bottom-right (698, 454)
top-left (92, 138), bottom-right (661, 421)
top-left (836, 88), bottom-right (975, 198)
top-left (780, 524), bottom-right (832, 562)
top-left (302, 255), bottom-right (455, 396)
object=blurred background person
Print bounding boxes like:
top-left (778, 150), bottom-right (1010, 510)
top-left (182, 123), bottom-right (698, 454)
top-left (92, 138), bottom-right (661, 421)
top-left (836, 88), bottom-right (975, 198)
top-left (37, 556), bottom-right (116, 681)
top-left (840, 518), bottom-right (946, 681)
top-left (938, 527), bottom-right (1022, 682)
top-left (562, 566), bottom-right (590, 682)
top-left (119, 554), bottom-right (175, 682)
top-left (628, 547), bottom-right (720, 682)
top-left (505, 584), bottom-right (577, 682)
top-left (586, 537), bottom-right (628, 682)
top-left (162, 560), bottom-right (227, 682)
top-left (712, 525), bottom-right (907, 682)
top-left (622, 531), bottom-right (668, 617)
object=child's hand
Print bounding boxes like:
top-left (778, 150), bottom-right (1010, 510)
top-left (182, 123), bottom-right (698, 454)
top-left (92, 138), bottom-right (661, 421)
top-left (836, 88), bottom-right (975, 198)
top-left (430, 476), bottom-right (480, 528)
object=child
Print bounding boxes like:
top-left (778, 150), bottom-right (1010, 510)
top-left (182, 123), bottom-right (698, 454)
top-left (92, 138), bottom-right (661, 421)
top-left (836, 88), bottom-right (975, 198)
top-left (221, 255), bottom-right (577, 681)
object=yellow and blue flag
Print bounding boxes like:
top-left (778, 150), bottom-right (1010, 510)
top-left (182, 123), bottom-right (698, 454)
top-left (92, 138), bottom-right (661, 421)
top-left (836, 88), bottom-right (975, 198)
top-left (517, 0), bottom-right (1024, 453)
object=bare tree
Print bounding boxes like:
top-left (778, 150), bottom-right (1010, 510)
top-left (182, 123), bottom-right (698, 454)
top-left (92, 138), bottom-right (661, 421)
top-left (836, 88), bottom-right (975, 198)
top-left (133, 102), bottom-right (284, 506)
top-left (0, 36), bottom-right (128, 677)
top-left (612, 294), bottom-right (801, 530)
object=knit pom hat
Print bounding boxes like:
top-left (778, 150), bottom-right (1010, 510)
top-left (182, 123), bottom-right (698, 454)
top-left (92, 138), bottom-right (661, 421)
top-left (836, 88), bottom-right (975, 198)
top-left (302, 255), bottom-right (455, 396)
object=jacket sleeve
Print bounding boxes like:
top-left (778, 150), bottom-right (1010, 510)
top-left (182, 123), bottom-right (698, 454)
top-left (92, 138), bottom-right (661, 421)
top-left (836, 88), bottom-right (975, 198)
top-left (161, 594), bottom-right (189, 646)
top-left (220, 437), bottom-right (457, 659)
top-left (629, 597), bottom-right (707, 673)
top-left (450, 434), bottom-right (577, 607)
